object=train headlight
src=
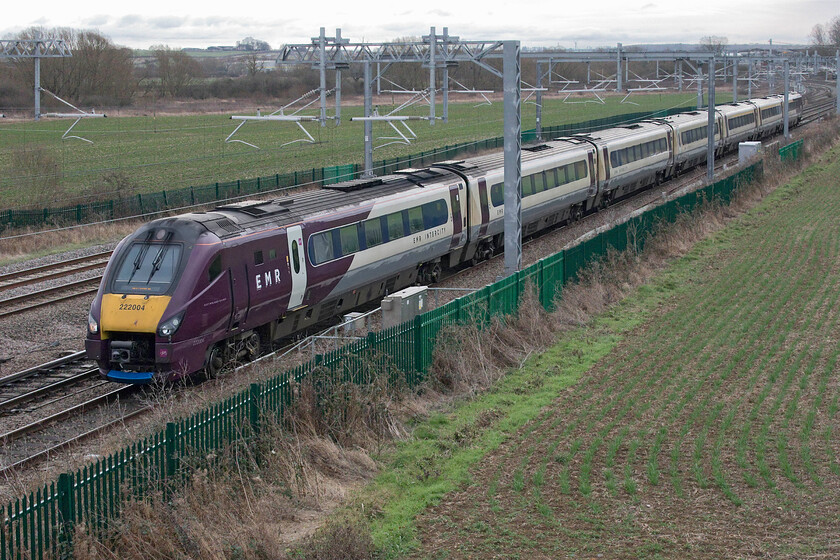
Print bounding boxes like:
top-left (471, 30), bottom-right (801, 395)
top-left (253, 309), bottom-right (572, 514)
top-left (88, 311), bottom-right (99, 335)
top-left (157, 311), bottom-right (185, 338)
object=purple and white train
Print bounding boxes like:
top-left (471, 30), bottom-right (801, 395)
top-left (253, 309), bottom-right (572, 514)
top-left (85, 93), bottom-right (802, 383)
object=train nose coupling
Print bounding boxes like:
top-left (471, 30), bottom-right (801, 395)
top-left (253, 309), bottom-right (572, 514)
top-left (111, 341), bottom-right (136, 364)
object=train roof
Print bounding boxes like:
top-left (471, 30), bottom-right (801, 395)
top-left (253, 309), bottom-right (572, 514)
top-left (574, 120), bottom-right (669, 142)
top-left (650, 110), bottom-right (714, 128)
top-left (180, 168), bottom-right (461, 239)
top-left (433, 138), bottom-right (594, 176)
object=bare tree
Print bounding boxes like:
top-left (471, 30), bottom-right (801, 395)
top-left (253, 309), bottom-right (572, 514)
top-left (152, 45), bottom-right (203, 97)
top-left (809, 15), bottom-right (840, 55)
top-left (9, 27), bottom-right (135, 106)
top-left (699, 36), bottom-right (728, 55)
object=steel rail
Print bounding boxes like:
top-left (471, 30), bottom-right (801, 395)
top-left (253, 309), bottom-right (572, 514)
top-left (0, 407), bottom-right (149, 476)
top-left (0, 351), bottom-right (87, 387)
top-left (0, 385), bottom-right (134, 443)
top-left (0, 251), bottom-right (111, 284)
top-left (0, 369), bottom-right (102, 412)
top-left (0, 280), bottom-right (101, 319)
top-left (0, 261), bottom-right (108, 293)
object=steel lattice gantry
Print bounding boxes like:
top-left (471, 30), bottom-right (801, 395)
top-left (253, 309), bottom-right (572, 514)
top-left (0, 38), bottom-right (72, 120)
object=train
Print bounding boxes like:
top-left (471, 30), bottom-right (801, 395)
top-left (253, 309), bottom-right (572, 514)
top-left (85, 93), bottom-right (803, 383)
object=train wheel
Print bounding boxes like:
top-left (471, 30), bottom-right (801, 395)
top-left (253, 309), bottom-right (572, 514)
top-left (204, 345), bottom-right (224, 379)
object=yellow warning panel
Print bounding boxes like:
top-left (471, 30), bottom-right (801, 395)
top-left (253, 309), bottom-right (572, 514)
top-left (100, 294), bottom-right (171, 334)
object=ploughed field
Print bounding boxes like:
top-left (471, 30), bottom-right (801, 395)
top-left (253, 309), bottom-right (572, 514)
top-left (410, 149), bottom-right (840, 557)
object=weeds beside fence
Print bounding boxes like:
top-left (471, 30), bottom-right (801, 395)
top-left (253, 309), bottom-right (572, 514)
top-left (0, 108), bottom-right (687, 233)
top-left (0, 159), bottom-right (766, 559)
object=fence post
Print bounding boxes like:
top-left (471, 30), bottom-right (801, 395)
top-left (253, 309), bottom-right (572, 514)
top-left (165, 423), bottom-right (177, 480)
top-left (413, 314), bottom-right (424, 377)
top-left (57, 472), bottom-right (74, 549)
top-left (249, 383), bottom-right (262, 437)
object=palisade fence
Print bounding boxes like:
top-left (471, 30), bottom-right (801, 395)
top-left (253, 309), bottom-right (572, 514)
top-left (0, 161), bottom-right (765, 559)
top-left (0, 108), bottom-right (689, 232)
top-left (779, 139), bottom-right (804, 163)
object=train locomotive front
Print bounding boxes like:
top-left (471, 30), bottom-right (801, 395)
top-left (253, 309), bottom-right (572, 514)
top-left (85, 217), bottom-right (229, 383)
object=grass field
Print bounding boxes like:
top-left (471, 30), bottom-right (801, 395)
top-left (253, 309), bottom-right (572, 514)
top-left (0, 93), bottom-right (699, 210)
top-left (354, 143), bottom-right (840, 559)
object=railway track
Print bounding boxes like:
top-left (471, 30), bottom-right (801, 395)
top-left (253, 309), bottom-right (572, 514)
top-left (1, 88), bottom-right (836, 476)
top-left (0, 251), bottom-right (110, 319)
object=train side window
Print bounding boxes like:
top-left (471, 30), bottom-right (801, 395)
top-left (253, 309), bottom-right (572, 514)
top-left (309, 232), bottom-right (334, 265)
top-left (292, 241), bottom-right (301, 273)
top-left (422, 199), bottom-right (448, 228)
top-left (522, 175), bottom-right (535, 197)
top-left (339, 224), bottom-right (360, 256)
top-left (545, 168), bottom-right (558, 189)
top-left (408, 206), bottom-right (424, 234)
top-left (490, 183), bottom-right (504, 207)
top-left (532, 172), bottom-right (546, 194)
top-left (269, 249), bottom-right (276, 260)
top-left (208, 255), bottom-right (222, 283)
top-left (364, 218), bottom-right (384, 248)
top-left (254, 250), bottom-right (264, 265)
top-left (387, 212), bottom-right (405, 241)
top-left (574, 160), bottom-right (587, 180)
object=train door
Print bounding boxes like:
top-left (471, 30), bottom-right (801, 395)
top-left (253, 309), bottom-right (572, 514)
top-left (229, 263), bottom-right (250, 329)
top-left (286, 225), bottom-right (307, 309)
top-left (449, 183), bottom-right (466, 249)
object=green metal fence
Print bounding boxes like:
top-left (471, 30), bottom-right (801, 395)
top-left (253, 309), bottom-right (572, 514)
top-left (0, 162), bottom-right (762, 559)
top-left (0, 108), bottom-right (688, 233)
top-left (779, 139), bottom-right (804, 163)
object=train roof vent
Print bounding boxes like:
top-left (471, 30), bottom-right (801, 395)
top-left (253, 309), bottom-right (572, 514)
top-left (322, 177), bottom-right (384, 192)
top-left (394, 168), bottom-right (443, 185)
top-left (207, 217), bottom-right (242, 238)
top-left (432, 160), bottom-right (479, 173)
top-left (685, 111), bottom-right (701, 115)
top-left (523, 144), bottom-right (552, 152)
top-left (215, 199), bottom-right (292, 217)
top-left (619, 124), bottom-right (643, 130)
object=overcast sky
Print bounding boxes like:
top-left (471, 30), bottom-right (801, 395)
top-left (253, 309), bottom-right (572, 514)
top-left (3, 0), bottom-right (838, 50)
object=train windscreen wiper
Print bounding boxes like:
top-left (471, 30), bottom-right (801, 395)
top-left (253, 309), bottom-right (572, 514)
top-left (126, 230), bottom-right (155, 285)
top-left (146, 232), bottom-right (174, 285)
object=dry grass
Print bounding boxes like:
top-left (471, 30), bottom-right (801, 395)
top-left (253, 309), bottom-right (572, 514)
top-left (0, 221), bottom-right (140, 265)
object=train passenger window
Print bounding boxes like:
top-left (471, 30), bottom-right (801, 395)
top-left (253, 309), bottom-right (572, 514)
top-left (339, 224), bottom-right (360, 256)
top-left (490, 183), bottom-right (504, 207)
top-left (408, 207), bottom-right (424, 234)
top-left (532, 172), bottom-right (546, 194)
top-left (387, 212), bottom-right (405, 241)
top-left (208, 255), bottom-right (222, 283)
top-left (522, 175), bottom-right (535, 197)
top-left (364, 218), bottom-right (384, 248)
top-left (574, 161), bottom-right (587, 180)
top-left (254, 250), bottom-right (264, 266)
top-left (269, 249), bottom-right (277, 260)
top-left (422, 200), bottom-right (448, 228)
top-left (309, 232), bottom-right (334, 265)
top-left (292, 241), bottom-right (301, 273)
top-left (545, 168), bottom-right (558, 189)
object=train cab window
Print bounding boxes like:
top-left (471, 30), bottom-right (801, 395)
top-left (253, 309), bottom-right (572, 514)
top-left (387, 212), bottom-right (405, 241)
top-left (339, 224), bottom-right (360, 256)
top-left (208, 255), bottom-right (222, 283)
top-left (254, 250), bottom-right (264, 266)
top-left (269, 249), bottom-right (277, 260)
top-left (408, 207), bottom-right (425, 234)
top-left (113, 242), bottom-right (182, 295)
top-left (364, 218), bottom-right (384, 248)
top-left (309, 233), bottom-right (334, 266)
top-left (422, 199), bottom-right (448, 228)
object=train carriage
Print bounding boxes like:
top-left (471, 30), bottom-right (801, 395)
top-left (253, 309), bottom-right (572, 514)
top-left (86, 91), bottom-right (804, 383)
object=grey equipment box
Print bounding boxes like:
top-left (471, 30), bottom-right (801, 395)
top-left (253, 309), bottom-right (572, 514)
top-left (381, 286), bottom-right (428, 328)
top-left (738, 141), bottom-right (762, 164)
